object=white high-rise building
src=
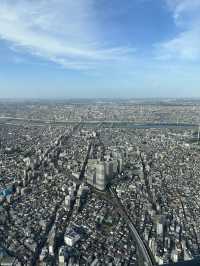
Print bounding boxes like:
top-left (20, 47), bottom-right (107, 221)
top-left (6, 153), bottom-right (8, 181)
top-left (86, 159), bottom-right (106, 190)
top-left (95, 162), bottom-right (106, 190)
top-left (64, 229), bottom-right (80, 247)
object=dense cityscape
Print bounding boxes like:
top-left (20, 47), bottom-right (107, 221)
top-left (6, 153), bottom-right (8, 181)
top-left (1, 99), bottom-right (200, 266)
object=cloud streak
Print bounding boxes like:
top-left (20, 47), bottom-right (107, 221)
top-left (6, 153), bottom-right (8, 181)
top-left (157, 0), bottom-right (200, 61)
top-left (0, 0), bottom-right (133, 70)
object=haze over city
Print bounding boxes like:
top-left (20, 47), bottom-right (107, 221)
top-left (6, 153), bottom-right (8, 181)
top-left (0, 0), bottom-right (200, 98)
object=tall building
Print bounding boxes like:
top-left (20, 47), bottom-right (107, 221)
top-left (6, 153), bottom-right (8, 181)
top-left (104, 160), bottom-right (113, 180)
top-left (86, 159), bottom-right (97, 187)
top-left (86, 159), bottom-right (106, 190)
top-left (86, 154), bottom-right (122, 190)
top-left (95, 162), bottom-right (106, 190)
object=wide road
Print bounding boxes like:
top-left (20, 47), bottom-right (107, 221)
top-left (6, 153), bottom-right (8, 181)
top-left (109, 186), bottom-right (156, 266)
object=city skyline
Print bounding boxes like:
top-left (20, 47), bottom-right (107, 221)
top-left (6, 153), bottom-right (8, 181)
top-left (0, 0), bottom-right (200, 98)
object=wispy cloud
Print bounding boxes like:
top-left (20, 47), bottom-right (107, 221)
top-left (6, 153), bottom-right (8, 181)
top-left (0, 0), bottom-right (133, 70)
top-left (157, 0), bottom-right (200, 61)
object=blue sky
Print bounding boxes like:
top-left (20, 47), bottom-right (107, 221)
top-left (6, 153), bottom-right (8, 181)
top-left (0, 0), bottom-right (200, 98)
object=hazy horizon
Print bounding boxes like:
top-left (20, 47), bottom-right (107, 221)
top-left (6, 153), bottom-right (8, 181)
top-left (1, 97), bottom-right (200, 102)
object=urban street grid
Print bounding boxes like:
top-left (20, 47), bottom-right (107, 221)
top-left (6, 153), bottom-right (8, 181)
top-left (1, 99), bottom-right (200, 266)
